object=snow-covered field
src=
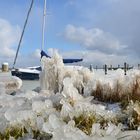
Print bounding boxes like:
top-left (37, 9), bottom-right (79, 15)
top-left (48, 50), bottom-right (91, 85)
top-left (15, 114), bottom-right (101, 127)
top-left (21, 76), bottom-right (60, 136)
top-left (0, 52), bottom-right (140, 140)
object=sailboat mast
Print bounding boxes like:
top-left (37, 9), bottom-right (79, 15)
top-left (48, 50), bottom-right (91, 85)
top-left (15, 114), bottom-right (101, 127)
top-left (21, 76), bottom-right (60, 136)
top-left (13, 0), bottom-right (34, 68)
top-left (41, 0), bottom-right (47, 50)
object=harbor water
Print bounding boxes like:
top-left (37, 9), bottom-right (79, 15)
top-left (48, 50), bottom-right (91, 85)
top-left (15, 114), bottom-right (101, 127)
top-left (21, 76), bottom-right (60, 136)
top-left (21, 80), bottom-right (39, 91)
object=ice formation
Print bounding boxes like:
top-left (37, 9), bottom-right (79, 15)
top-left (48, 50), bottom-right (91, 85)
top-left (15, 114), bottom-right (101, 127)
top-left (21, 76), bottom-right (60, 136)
top-left (0, 76), bottom-right (22, 94)
top-left (0, 52), bottom-right (140, 139)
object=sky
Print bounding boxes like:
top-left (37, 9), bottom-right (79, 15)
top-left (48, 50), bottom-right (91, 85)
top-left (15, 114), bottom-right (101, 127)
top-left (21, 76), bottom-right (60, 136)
top-left (0, 0), bottom-right (140, 68)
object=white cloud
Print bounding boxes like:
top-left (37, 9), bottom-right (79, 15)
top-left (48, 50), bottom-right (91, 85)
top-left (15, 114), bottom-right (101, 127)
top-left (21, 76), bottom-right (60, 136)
top-left (0, 18), bottom-right (20, 58)
top-left (61, 50), bottom-right (138, 67)
top-left (77, 0), bottom-right (140, 57)
top-left (32, 49), bottom-right (41, 58)
top-left (15, 47), bottom-right (138, 68)
top-left (47, 48), bottom-right (59, 56)
top-left (63, 24), bottom-right (127, 54)
top-left (15, 49), bottom-right (41, 68)
top-left (61, 24), bottom-right (136, 66)
top-left (65, 0), bottom-right (76, 6)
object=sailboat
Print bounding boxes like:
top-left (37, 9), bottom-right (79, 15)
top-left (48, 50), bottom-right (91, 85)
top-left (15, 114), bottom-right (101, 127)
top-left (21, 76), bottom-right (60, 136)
top-left (11, 0), bottom-right (83, 80)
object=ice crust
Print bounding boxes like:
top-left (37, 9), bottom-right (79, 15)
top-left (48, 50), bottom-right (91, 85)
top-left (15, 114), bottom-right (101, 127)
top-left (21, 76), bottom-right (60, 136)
top-left (0, 52), bottom-right (140, 139)
top-left (0, 75), bottom-right (22, 94)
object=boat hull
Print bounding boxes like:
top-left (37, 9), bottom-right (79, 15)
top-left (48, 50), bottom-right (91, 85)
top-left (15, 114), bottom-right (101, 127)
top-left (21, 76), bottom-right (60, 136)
top-left (11, 70), bottom-right (39, 80)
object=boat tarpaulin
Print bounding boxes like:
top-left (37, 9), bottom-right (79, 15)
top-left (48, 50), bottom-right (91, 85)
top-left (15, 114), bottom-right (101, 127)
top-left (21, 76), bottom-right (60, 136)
top-left (41, 50), bottom-right (51, 58)
top-left (63, 58), bottom-right (83, 63)
top-left (41, 50), bottom-right (83, 63)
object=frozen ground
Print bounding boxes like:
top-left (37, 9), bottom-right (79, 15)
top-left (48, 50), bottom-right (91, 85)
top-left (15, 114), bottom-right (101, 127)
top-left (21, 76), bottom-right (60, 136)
top-left (0, 52), bottom-right (140, 140)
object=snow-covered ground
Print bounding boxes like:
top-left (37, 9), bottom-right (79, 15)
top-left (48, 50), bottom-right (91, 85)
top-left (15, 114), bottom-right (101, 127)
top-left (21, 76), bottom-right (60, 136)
top-left (0, 52), bottom-right (140, 140)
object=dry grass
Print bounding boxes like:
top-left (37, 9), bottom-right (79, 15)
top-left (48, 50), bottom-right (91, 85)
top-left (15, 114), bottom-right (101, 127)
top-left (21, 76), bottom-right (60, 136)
top-left (72, 75), bottom-right (140, 132)
top-left (73, 113), bottom-right (122, 135)
top-left (0, 126), bottom-right (28, 140)
top-left (91, 75), bottom-right (140, 130)
top-left (129, 76), bottom-right (140, 101)
top-left (74, 113), bottom-right (96, 135)
top-left (92, 75), bottom-right (140, 103)
top-left (126, 101), bottom-right (140, 130)
top-left (0, 126), bottom-right (52, 140)
top-left (92, 81), bottom-right (126, 103)
top-left (32, 129), bottom-right (52, 140)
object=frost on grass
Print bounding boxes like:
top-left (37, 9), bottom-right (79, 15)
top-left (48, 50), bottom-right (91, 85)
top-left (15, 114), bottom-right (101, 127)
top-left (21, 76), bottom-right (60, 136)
top-left (91, 70), bottom-right (140, 103)
top-left (0, 51), bottom-right (140, 139)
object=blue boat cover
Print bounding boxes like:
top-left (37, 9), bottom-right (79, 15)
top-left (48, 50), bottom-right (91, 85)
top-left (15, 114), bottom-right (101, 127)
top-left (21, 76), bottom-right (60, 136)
top-left (41, 50), bottom-right (83, 63)
top-left (41, 50), bottom-right (51, 58)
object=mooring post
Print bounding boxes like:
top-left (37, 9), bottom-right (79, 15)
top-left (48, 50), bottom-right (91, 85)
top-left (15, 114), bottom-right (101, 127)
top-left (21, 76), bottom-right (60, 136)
top-left (104, 64), bottom-right (107, 75)
top-left (89, 64), bottom-right (93, 72)
top-left (96, 65), bottom-right (98, 71)
top-left (118, 65), bottom-right (120, 69)
top-left (124, 62), bottom-right (127, 75)
top-left (110, 65), bottom-right (112, 70)
top-left (138, 64), bottom-right (140, 70)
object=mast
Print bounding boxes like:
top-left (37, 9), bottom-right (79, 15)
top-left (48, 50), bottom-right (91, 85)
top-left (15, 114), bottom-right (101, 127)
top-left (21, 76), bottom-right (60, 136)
top-left (13, 0), bottom-right (34, 69)
top-left (41, 0), bottom-right (47, 50)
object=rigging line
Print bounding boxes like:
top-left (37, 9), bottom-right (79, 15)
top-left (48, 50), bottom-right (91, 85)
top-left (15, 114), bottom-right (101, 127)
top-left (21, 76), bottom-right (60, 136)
top-left (41, 0), bottom-right (47, 51)
top-left (13, 0), bottom-right (34, 69)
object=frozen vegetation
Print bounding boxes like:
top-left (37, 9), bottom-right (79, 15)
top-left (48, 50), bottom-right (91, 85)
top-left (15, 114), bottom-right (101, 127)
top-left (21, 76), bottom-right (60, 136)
top-left (0, 52), bottom-right (140, 139)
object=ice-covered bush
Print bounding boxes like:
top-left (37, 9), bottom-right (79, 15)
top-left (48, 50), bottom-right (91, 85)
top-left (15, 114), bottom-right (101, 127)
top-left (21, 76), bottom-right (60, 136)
top-left (91, 70), bottom-right (140, 103)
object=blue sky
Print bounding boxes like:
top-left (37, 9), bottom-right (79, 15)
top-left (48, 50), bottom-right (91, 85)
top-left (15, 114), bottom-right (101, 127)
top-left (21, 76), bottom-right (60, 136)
top-left (0, 0), bottom-right (84, 53)
top-left (0, 0), bottom-right (140, 67)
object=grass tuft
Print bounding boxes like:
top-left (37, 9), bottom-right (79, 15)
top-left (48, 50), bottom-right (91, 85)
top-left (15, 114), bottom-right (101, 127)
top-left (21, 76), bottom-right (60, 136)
top-left (74, 113), bottom-right (96, 135)
top-left (92, 75), bottom-right (140, 103)
top-left (0, 126), bottom-right (28, 140)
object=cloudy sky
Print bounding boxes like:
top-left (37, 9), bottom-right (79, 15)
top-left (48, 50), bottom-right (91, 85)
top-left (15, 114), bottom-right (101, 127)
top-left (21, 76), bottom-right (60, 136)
top-left (0, 0), bottom-right (140, 67)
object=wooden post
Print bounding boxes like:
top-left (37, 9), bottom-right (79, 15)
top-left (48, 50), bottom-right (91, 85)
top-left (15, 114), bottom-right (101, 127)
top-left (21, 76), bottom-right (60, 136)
top-left (110, 65), bottom-right (112, 70)
top-left (89, 64), bottom-right (93, 72)
top-left (138, 64), bottom-right (140, 70)
top-left (104, 64), bottom-right (107, 75)
top-left (124, 62), bottom-right (127, 75)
